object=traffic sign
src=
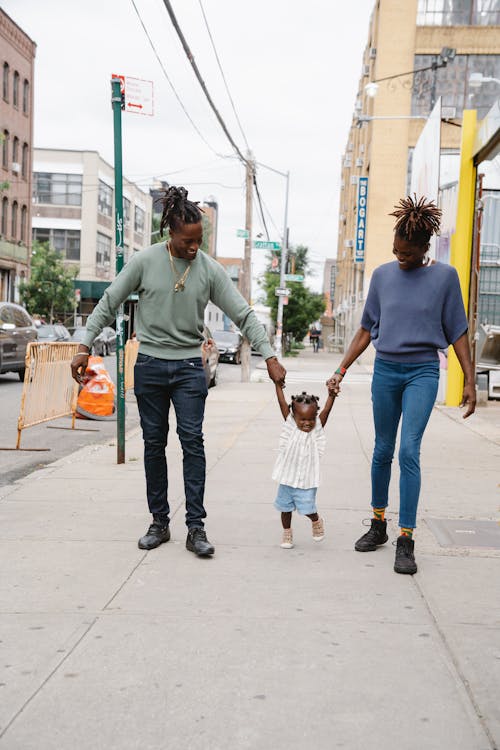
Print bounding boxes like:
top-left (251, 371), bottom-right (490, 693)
top-left (254, 240), bottom-right (281, 250)
top-left (284, 274), bottom-right (304, 282)
top-left (275, 287), bottom-right (291, 297)
top-left (236, 229), bottom-right (249, 238)
top-left (112, 74), bottom-right (154, 116)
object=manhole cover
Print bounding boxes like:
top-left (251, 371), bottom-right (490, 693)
top-left (426, 518), bottom-right (500, 549)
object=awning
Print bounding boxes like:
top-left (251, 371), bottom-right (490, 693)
top-left (73, 280), bottom-right (111, 300)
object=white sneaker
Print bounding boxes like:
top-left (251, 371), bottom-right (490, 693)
top-left (312, 517), bottom-right (325, 542)
top-left (280, 528), bottom-right (294, 549)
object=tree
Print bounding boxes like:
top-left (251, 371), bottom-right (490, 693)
top-left (19, 241), bottom-right (78, 322)
top-left (260, 243), bottom-right (325, 342)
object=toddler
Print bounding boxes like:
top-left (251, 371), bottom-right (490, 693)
top-left (272, 384), bottom-right (335, 548)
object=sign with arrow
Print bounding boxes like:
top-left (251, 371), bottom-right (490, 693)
top-left (113, 74), bottom-right (154, 116)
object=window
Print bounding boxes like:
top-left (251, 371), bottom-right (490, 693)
top-left (2, 130), bottom-right (9, 169)
top-left (20, 205), bottom-right (27, 243)
top-left (96, 232), bottom-right (112, 266)
top-left (134, 206), bottom-right (145, 234)
top-left (32, 228), bottom-right (81, 261)
top-left (3, 62), bottom-right (9, 101)
top-left (12, 136), bottom-right (19, 170)
top-left (1, 197), bottom-right (7, 235)
top-left (22, 143), bottom-right (28, 179)
top-left (13, 71), bottom-right (19, 108)
top-left (417, 0), bottom-right (500, 25)
top-left (412, 53), bottom-right (500, 119)
top-left (22, 79), bottom-right (29, 114)
top-left (13, 306), bottom-right (31, 327)
top-left (123, 197), bottom-right (131, 226)
top-left (98, 180), bottom-right (113, 216)
top-left (33, 172), bottom-right (82, 205)
top-left (11, 201), bottom-right (18, 239)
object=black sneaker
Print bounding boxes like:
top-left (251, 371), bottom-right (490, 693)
top-left (186, 527), bottom-right (215, 557)
top-left (138, 522), bottom-right (171, 550)
top-left (354, 518), bottom-right (388, 552)
top-left (394, 535), bottom-right (417, 575)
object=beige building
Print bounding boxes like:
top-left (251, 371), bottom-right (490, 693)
top-left (334, 0), bottom-right (500, 348)
top-left (0, 9), bottom-right (36, 302)
top-left (32, 148), bottom-right (152, 307)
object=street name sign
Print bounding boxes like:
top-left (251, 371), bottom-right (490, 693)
top-left (254, 240), bottom-right (281, 250)
top-left (236, 229), bottom-right (249, 238)
top-left (275, 287), bottom-right (291, 296)
top-left (284, 274), bottom-right (304, 282)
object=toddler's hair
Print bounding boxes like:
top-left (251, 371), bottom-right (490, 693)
top-left (290, 391), bottom-right (320, 411)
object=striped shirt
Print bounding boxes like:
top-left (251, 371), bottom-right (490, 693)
top-left (272, 414), bottom-right (326, 489)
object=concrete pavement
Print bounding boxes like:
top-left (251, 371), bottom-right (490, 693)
top-left (0, 346), bottom-right (499, 750)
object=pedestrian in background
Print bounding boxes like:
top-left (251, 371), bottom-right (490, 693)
top-left (71, 186), bottom-right (286, 558)
top-left (327, 195), bottom-right (475, 575)
top-left (310, 326), bottom-right (320, 353)
top-left (272, 384), bottom-right (335, 549)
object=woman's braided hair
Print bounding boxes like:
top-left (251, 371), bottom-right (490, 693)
top-left (158, 186), bottom-right (203, 237)
top-left (389, 194), bottom-right (442, 246)
top-left (290, 391), bottom-right (320, 412)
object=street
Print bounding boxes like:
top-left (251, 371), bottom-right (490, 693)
top-left (0, 354), bottom-right (257, 489)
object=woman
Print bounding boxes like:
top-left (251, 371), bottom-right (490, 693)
top-left (327, 195), bottom-right (476, 575)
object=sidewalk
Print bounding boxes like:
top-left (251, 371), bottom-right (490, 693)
top-left (1, 346), bottom-right (499, 750)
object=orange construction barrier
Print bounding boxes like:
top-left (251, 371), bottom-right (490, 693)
top-left (76, 356), bottom-right (116, 419)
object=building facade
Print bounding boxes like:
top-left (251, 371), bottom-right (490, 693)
top-left (32, 148), bottom-right (152, 310)
top-left (0, 9), bottom-right (36, 302)
top-left (334, 0), bottom-right (500, 349)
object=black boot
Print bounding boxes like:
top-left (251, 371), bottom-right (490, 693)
top-left (186, 527), bottom-right (215, 557)
top-left (138, 522), bottom-right (170, 550)
top-left (394, 535), bottom-right (417, 575)
top-left (354, 518), bottom-right (388, 552)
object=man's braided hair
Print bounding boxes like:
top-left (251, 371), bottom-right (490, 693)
top-left (389, 194), bottom-right (442, 246)
top-left (290, 391), bottom-right (320, 412)
top-left (158, 186), bottom-right (203, 237)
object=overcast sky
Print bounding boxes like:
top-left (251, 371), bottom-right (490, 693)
top-left (4, 0), bottom-right (375, 295)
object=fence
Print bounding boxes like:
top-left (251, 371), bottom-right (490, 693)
top-left (16, 342), bottom-right (80, 449)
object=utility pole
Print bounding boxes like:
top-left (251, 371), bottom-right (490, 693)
top-left (240, 151), bottom-right (255, 383)
top-left (275, 170), bottom-right (290, 358)
top-left (111, 77), bottom-right (126, 464)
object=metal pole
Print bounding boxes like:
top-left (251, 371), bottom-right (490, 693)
top-left (274, 171), bottom-right (290, 358)
top-left (111, 77), bottom-right (126, 464)
top-left (240, 152), bottom-right (254, 383)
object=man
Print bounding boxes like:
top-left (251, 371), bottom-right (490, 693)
top-left (71, 186), bottom-right (286, 558)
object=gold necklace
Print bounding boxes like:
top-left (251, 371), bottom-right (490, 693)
top-left (167, 243), bottom-right (191, 292)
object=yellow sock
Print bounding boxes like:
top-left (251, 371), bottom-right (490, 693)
top-left (373, 507), bottom-right (385, 522)
top-left (400, 527), bottom-right (413, 538)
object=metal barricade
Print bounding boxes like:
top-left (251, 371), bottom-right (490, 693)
top-left (16, 342), bottom-right (80, 449)
top-left (124, 338), bottom-right (139, 392)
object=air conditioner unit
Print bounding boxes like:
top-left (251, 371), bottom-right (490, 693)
top-left (347, 141), bottom-right (354, 152)
top-left (369, 47), bottom-right (377, 59)
top-left (350, 175), bottom-right (359, 185)
top-left (344, 239), bottom-right (354, 248)
top-left (11, 162), bottom-right (20, 173)
top-left (359, 144), bottom-right (365, 153)
top-left (363, 64), bottom-right (370, 76)
top-left (355, 99), bottom-right (362, 112)
top-left (355, 158), bottom-right (364, 167)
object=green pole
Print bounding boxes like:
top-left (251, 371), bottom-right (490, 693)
top-left (111, 77), bottom-right (126, 464)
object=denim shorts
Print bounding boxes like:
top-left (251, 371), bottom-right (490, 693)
top-left (274, 484), bottom-right (318, 515)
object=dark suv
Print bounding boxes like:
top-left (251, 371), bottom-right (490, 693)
top-left (0, 302), bottom-right (38, 380)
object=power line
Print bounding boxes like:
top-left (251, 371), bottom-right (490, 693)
top-left (161, 0), bottom-right (247, 165)
top-left (197, 0), bottom-right (250, 151)
top-left (129, 0), bottom-right (221, 156)
top-left (252, 177), bottom-right (269, 240)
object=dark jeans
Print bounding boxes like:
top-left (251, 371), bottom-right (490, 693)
top-left (371, 358), bottom-right (439, 529)
top-left (134, 354), bottom-right (208, 529)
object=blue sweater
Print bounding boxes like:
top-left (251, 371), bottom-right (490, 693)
top-left (360, 261), bottom-right (468, 363)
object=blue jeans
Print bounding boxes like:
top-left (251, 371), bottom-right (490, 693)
top-left (134, 354), bottom-right (208, 528)
top-left (371, 358), bottom-right (439, 529)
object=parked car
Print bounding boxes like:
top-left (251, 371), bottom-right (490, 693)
top-left (202, 325), bottom-right (219, 387)
top-left (70, 325), bottom-right (116, 356)
top-left (36, 323), bottom-right (71, 342)
top-left (0, 302), bottom-right (38, 381)
top-left (213, 329), bottom-right (243, 365)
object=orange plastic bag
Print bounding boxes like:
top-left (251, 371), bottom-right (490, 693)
top-left (77, 356), bottom-right (116, 419)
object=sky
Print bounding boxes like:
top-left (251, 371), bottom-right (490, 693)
top-left (4, 0), bottom-right (375, 296)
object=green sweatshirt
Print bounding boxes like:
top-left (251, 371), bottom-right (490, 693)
top-left (83, 242), bottom-right (275, 360)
